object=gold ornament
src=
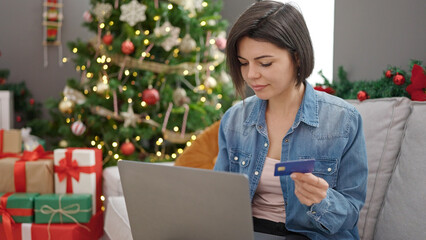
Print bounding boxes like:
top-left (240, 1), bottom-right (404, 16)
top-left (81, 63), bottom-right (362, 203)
top-left (58, 99), bottom-right (75, 114)
top-left (58, 139), bottom-right (68, 148)
top-left (179, 34), bottom-right (197, 53)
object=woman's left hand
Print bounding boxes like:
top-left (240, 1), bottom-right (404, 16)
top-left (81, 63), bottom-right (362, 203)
top-left (290, 172), bottom-right (329, 206)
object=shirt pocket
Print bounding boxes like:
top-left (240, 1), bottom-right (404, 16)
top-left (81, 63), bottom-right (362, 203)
top-left (311, 157), bottom-right (338, 188)
top-left (229, 149), bottom-right (252, 173)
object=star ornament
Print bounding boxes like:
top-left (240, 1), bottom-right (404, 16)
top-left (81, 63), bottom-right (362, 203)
top-left (120, 103), bottom-right (139, 128)
top-left (406, 64), bottom-right (426, 101)
top-left (154, 21), bottom-right (181, 51)
top-left (93, 3), bottom-right (113, 22)
top-left (120, 0), bottom-right (147, 26)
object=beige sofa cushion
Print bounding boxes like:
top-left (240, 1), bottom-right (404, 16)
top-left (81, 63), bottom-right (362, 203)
top-left (347, 97), bottom-right (411, 240)
top-left (374, 101), bottom-right (426, 240)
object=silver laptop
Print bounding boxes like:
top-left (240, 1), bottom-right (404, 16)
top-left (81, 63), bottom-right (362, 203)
top-left (118, 160), bottom-right (287, 240)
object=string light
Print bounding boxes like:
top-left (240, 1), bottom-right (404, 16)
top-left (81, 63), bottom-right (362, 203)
top-left (209, 65), bottom-right (215, 71)
top-left (191, 135), bottom-right (197, 141)
top-left (72, 48), bottom-right (78, 53)
top-left (66, 118), bottom-right (71, 123)
top-left (114, 154), bottom-right (119, 159)
top-left (81, 65), bottom-right (86, 70)
top-left (171, 153), bottom-right (177, 159)
top-left (97, 144), bottom-right (102, 149)
top-left (186, 142), bottom-right (192, 147)
top-left (91, 141), bottom-right (96, 146)
top-left (217, 94), bottom-right (223, 99)
top-left (200, 21), bottom-right (206, 26)
top-left (132, 72), bottom-right (138, 77)
top-left (168, 4), bottom-right (173, 10)
top-left (76, 66), bottom-right (81, 71)
top-left (215, 103), bottom-right (222, 110)
top-left (100, 195), bottom-right (105, 201)
top-left (200, 97), bottom-right (206, 102)
top-left (108, 151), bottom-right (113, 155)
top-left (141, 101), bottom-right (147, 107)
top-left (144, 39), bottom-right (150, 45)
top-left (102, 75), bottom-right (108, 82)
top-left (153, 15), bottom-right (160, 21)
top-left (145, 115), bottom-right (150, 120)
top-left (135, 136), bottom-right (141, 141)
top-left (177, 148), bottom-right (184, 154)
top-left (128, 98), bottom-right (132, 103)
top-left (135, 30), bottom-right (141, 35)
top-left (209, 39), bottom-right (216, 45)
top-left (144, 30), bottom-right (150, 35)
top-left (124, 70), bottom-right (130, 76)
top-left (122, 86), bottom-right (127, 91)
top-left (109, 21), bottom-right (114, 26)
top-left (156, 151), bottom-right (162, 157)
top-left (113, 124), bottom-right (117, 130)
top-left (106, 57), bottom-right (112, 63)
top-left (86, 72), bottom-right (94, 78)
top-left (62, 57), bottom-right (68, 63)
top-left (103, 64), bottom-right (108, 70)
top-left (112, 142), bottom-right (118, 147)
top-left (202, 2), bottom-right (208, 7)
top-left (197, 65), bottom-right (203, 70)
top-left (93, 86), bottom-right (98, 92)
top-left (84, 89), bottom-right (89, 95)
top-left (183, 70), bottom-right (189, 75)
top-left (99, 23), bottom-right (105, 29)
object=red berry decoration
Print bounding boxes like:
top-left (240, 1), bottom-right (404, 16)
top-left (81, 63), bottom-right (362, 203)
top-left (121, 39), bottom-right (135, 55)
top-left (16, 116), bottom-right (22, 122)
top-left (385, 70), bottom-right (393, 78)
top-left (29, 98), bottom-right (35, 105)
top-left (120, 140), bottom-right (135, 156)
top-left (102, 32), bottom-right (114, 45)
top-left (142, 87), bottom-right (160, 105)
top-left (0, 78), bottom-right (5, 85)
top-left (393, 74), bottom-right (405, 85)
top-left (357, 91), bottom-right (369, 102)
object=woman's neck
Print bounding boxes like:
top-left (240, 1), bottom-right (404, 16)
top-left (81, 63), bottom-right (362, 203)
top-left (267, 83), bottom-right (305, 117)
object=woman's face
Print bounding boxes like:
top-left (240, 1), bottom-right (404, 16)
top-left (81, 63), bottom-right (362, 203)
top-left (237, 37), bottom-right (298, 101)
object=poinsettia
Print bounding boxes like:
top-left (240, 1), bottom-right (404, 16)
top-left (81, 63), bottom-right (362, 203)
top-left (406, 64), bottom-right (426, 101)
top-left (314, 85), bottom-right (335, 95)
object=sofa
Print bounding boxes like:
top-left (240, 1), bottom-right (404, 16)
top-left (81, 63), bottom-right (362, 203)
top-left (102, 97), bottom-right (426, 240)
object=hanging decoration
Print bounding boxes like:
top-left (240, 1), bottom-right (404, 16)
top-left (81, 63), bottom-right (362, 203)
top-left (120, 139), bottom-right (135, 155)
top-left (71, 120), bottom-right (86, 136)
top-left (92, 2), bottom-right (113, 22)
top-left (154, 20), bottom-right (181, 51)
top-left (119, 0), bottom-right (147, 27)
top-left (120, 103), bottom-right (139, 128)
top-left (179, 33), bottom-right (197, 53)
top-left (42, 0), bottom-right (64, 67)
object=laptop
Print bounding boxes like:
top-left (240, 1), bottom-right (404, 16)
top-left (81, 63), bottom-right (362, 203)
top-left (118, 160), bottom-right (290, 240)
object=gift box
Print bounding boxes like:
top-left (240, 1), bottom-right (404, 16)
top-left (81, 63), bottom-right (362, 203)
top-left (35, 194), bottom-right (92, 224)
top-left (0, 129), bottom-right (22, 154)
top-left (0, 193), bottom-right (39, 223)
top-left (54, 148), bottom-right (103, 214)
top-left (0, 91), bottom-right (14, 130)
top-left (0, 211), bottom-right (104, 240)
top-left (0, 146), bottom-right (54, 193)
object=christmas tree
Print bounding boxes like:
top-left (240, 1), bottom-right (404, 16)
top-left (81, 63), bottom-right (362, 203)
top-left (47, 0), bottom-right (234, 167)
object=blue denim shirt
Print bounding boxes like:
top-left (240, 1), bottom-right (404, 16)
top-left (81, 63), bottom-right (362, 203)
top-left (214, 84), bottom-right (368, 239)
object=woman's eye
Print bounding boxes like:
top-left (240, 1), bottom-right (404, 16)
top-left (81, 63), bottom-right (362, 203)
top-left (261, 62), bottom-right (272, 67)
top-left (239, 62), bottom-right (248, 66)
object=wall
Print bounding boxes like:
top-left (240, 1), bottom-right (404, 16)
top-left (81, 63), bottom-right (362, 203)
top-left (0, 0), bottom-right (92, 116)
top-left (334, 0), bottom-right (426, 81)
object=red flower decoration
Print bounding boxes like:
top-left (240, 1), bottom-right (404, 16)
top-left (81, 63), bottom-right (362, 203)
top-left (357, 90), bottom-right (369, 102)
top-left (314, 85), bottom-right (335, 95)
top-left (406, 64), bottom-right (426, 101)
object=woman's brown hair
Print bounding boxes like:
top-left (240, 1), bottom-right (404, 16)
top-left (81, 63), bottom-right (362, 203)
top-left (226, 0), bottom-right (314, 98)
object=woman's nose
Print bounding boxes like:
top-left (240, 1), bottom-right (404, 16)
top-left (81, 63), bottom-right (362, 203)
top-left (247, 65), bottom-right (260, 79)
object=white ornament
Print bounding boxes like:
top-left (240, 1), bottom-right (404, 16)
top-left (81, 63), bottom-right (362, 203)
top-left (120, 103), bottom-right (139, 128)
top-left (119, 0), bottom-right (147, 26)
top-left (170, 0), bottom-right (203, 14)
top-left (173, 88), bottom-right (190, 106)
top-left (179, 34), bottom-right (196, 53)
top-left (71, 120), bottom-right (86, 136)
top-left (154, 21), bottom-right (181, 51)
top-left (204, 76), bottom-right (217, 89)
top-left (93, 3), bottom-right (113, 22)
top-left (96, 81), bottom-right (109, 94)
top-left (63, 86), bottom-right (87, 105)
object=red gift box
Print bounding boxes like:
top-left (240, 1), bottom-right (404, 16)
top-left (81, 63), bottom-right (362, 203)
top-left (0, 211), bottom-right (103, 240)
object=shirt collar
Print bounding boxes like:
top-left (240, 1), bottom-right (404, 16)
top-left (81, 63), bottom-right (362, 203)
top-left (244, 83), bottom-right (319, 128)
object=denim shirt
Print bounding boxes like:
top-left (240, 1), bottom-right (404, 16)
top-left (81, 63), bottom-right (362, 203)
top-left (214, 84), bottom-right (368, 240)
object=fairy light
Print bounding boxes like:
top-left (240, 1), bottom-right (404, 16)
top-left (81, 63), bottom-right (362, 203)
top-left (109, 21), bottom-right (114, 26)
top-left (102, 75), bottom-right (108, 82)
top-left (173, 126), bottom-right (179, 132)
top-left (200, 97), bottom-right (206, 102)
top-left (217, 94), bottom-right (223, 99)
top-left (168, 4), bottom-right (173, 10)
top-left (86, 72), bottom-right (93, 78)
top-left (106, 94), bottom-right (110, 99)
top-left (96, 57), bottom-right (102, 63)
top-left (93, 86), bottom-right (98, 92)
top-left (171, 153), bottom-right (177, 159)
top-left (183, 70), bottom-right (189, 75)
top-left (207, 89), bottom-right (213, 94)
top-left (200, 21), bottom-right (206, 26)
top-left (114, 154), bottom-right (119, 159)
top-left (112, 142), bottom-right (118, 147)
top-left (209, 39), bottom-right (215, 45)
top-left (143, 39), bottom-right (150, 45)
top-left (135, 30), bottom-right (141, 35)
top-left (106, 57), bottom-right (111, 63)
top-left (66, 118), bottom-right (71, 123)
top-left (156, 138), bottom-right (164, 145)
top-left (76, 66), bottom-right (81, 71)
top-left (113, 124), bottom-right (117, 130)
top-left (191, 135), bottom-right (197, 141)
top-left (108, 151), bottom-right (113, 155)
top-left (156, 151), bottom-right (162, 157)
top-left (132, 72), bottom-right (138, 77)
top-left (99, 23), bottom-right (105, 29)
top-left (209, 65), bottom-right (215, 71)
top-left (141, 52), bottom-right (147, 57)
top-left (100, 195), bottom-right (105, 201)
top-left (199, 84), bottom-right (206, 90)
top-left (124, 70), bottom-right (130, 76)
top-left (165, 27), bottom-right (171, 32)
top-left (197, 65), bottom-right (203, 70)
top-left (81, 65), bottom-right (86, 70)
top-left (62, 57), bottom-right (68, 63)
top-left (141, 101), bottom-right (147, 107)
top-left (84, 89), bottom-right (89, 94)
top-left (122, 86), bottom-right (127, 91)
top-left (97, 144), bottom-right (102, 149)
top-left (72, 48), bottom-right (78, 53)
top-left (128, 98), bottom-right (132, 103)
top-left (103, 64), bottom-right (108, 70)
top-left (215, 103), bottom-right (222, 110)
top-left (91, 140), bottom-right (96, 146)
top-left (202, 2), bottom-right (208, 7)
top-left (144, 30), bottom-right (150, 35)
top-left (145, 115), bottom-right (150, 120)
top-left (153, 15), bottom-right (160, 21)
top-left (135, 136), bottom-right (141, 141)
top-left (177, 148), bottom-right (184, 154)
top-left (186, 141), bottom-right (192, 147)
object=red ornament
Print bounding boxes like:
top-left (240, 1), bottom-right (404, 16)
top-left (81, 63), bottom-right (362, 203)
top-left (71, 120), bottom-right (86, 136)
top-left (0, 78), bottom-right (5, 85)
top-left (102, 33), bottom-right (114, 45)
top-left (393, 74), bottom-right (405, 85)
top-left (16, 116), bottom-right (22, 122)
top-left (29, 98), bottom-right (35, 105)
top-left (357, 91), bottom-right (369, 102)
top-left (121, 40), bottom-right (135, 55)
top-left (385, 70), bottom-right (393, 78)
top-left (120, 140), bottom-right (135, 155)
top-left (142, 87), bottom-right (160, 105)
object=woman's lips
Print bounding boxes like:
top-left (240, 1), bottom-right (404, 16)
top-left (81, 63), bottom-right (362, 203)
top-left (251, 84), bottom-right (268, 91)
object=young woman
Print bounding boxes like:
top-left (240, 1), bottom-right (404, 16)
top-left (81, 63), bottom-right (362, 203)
top-left (214, 1), bottom-right (368, 239)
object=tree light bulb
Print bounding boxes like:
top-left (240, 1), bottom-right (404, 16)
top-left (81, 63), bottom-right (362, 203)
top-left (99, 23), bottom-right (105, 29)
top-left (177, 148), bottom-right (184, 154)
top-left (72, 48), bottom-right (78, 53)
top-left (168, 4), bottom-right (173, 10)
top-left (114, 154), bottom-right (119, 159)
top-left (91, 141), bottom-right (96, 146)
top-left (171, 153), bottom-right (177, 159)
top-left (112, 142), bottom-right (118, 147)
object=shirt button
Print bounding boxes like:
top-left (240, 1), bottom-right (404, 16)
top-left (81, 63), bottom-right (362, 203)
top-left (327, 168), bottom-right (332, 172)
top-left (242, 161), bottom-right (246, 165)
top-left (255, 171), bottom-right (259, 175)
top-left (285, 139), bottom-right (289, 143)
top-left (258, 125), bottom-right (262, 130)
top-left (234, 156), bottom-right (238, 161)
top-left (264, 143), bottom-right (268, 147)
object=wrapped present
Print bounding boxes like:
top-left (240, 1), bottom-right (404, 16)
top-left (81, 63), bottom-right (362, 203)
top-left (54, 148), bottom-right (103, 214)
top-left (35, 194), bottom-right (92, 224)
top-left (0, 129), bottom-right (22, 155)
top-left (0, 211), bottom-right (104, 240)
top-left (0, 146), bottom-right (54, 193)
top-left (0, 193), bottom-right (39, 240)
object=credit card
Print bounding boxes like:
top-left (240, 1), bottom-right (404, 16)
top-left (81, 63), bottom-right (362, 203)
top-left (274, 159), bottom-right (315, 176)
